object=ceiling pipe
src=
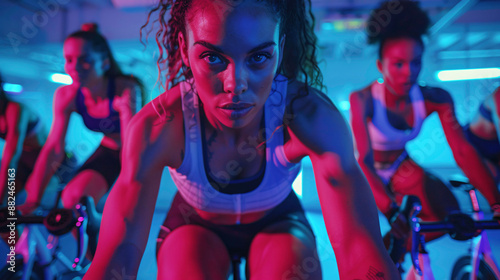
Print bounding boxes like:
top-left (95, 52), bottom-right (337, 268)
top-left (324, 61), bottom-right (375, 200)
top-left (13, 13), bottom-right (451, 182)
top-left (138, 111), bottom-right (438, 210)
top-left (430, 0), bottom-right (479, 36)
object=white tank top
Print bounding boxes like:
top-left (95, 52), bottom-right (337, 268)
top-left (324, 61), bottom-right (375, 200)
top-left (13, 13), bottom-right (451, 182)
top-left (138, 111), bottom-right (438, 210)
top-left (168, 75), bottom-right (301, 215)
top-left (367, 81), bottom-right (427, 151)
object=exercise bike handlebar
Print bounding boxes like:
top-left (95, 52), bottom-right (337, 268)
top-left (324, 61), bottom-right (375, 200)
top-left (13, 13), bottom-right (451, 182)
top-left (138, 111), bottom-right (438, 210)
top-left (0, 202), bottom-right (91, 269)
top-left (409, 200), bottom-right (500, 276)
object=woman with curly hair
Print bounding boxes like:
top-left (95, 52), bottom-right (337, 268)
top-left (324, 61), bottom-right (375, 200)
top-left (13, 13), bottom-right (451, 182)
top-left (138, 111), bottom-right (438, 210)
top-left (349, 0), bottom-right (500, 264)
top-left (85, 0), bottom-right (399, 279)
top-left (20, 23), bottom-right (145, 216)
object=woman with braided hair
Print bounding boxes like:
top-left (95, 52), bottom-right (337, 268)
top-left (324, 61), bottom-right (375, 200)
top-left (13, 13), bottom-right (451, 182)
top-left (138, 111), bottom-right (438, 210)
top-left (85, 1), bottom-right (399, 279)
top-left (349, 0), bottom-right (500, 267)
top-left (20, 23), bottom-right (145, 217)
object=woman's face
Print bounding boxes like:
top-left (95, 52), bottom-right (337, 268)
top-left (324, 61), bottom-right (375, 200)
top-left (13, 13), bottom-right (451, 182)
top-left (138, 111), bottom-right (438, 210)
top-left (377, 37), bottom-right (423, 96)
top-left (63, 37), bottom-right (108, 85)
top-left (180, 0), bottom-right (283, 129)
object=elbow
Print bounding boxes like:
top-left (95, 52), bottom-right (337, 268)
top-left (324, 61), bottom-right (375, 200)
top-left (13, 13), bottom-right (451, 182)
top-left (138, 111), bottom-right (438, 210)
top-left (357, 153), bottom-right (374, 172)
top-left (44, 141), bottom-right (65, 159)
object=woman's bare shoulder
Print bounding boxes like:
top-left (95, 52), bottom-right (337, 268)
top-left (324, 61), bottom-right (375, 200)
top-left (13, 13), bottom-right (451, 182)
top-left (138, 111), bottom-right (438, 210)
top-left (126, 84), bottom-right (184, 168)
top-left (286, 79), bottom-right (335, 114)
top-left (53, 84), bottom-right (79, 112)
top-left (284, 80), bottom-right (352, 157)
top-left (133, 84), bottom-right (182, 129)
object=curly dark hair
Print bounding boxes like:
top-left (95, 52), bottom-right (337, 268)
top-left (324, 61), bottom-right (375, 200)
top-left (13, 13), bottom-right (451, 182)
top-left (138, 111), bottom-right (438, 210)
top-left (141, 0), bottom-right (324, 94)
top-left (67, 23), bottom-right (147, 106)
top-left (366, 0), bottom-right (430, 59)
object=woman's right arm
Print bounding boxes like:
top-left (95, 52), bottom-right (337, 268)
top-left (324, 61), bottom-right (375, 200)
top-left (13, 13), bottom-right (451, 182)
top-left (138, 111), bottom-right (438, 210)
top-left (23, 87), bottom-right (73, 209)
top-left (0, 102), bottom-right (29, 202)
top-left (349, 91), bottom-right (397, 218)
top-left (84, 93), bottom-right (179, 279)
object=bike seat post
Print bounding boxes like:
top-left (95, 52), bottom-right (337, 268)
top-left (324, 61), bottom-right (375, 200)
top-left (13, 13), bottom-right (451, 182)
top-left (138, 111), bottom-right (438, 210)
top-left (231, 254), bottom-right (242, 280)
top-left (53, 183), bottom-right (66, 210)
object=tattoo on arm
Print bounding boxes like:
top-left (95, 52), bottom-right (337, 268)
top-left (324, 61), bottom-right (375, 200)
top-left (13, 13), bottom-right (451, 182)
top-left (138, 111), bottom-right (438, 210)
top-left (366, 266), bottom-right (386, 279)
top-left (165, 111), bottom-right (175, 122)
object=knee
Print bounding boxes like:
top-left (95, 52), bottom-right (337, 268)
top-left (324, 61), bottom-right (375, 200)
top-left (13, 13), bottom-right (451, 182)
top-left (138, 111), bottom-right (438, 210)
top-left (279, 257), bottom-right (322, 280)
top-left (157, 225), bottom-right (230, 280)
top-left (248, 221), bottom-right (321, 279)
top-left (61, 183), bottom-right (83, 209)
top-left (61, 181), bottom-right (85, 209)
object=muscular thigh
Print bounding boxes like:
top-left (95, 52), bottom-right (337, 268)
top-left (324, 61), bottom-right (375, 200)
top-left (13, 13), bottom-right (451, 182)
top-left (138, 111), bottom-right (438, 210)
top-left (391, 158), bottom-right (425, 196)
top-left (248, 219), bottom-right (321, 280)
top-left (62, 170), bottom-right (108, 208)
top-left (391, 158), bottom-right (459, 221)
top-left (157, 224), bottom-right (231, 280)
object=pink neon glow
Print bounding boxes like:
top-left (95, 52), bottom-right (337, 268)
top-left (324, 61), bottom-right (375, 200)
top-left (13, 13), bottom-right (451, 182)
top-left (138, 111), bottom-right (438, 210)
top-left (469, 190), bottom-right (480, 212)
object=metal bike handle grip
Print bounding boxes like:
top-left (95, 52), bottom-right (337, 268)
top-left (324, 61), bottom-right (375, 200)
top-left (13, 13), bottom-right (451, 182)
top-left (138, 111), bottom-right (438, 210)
top-left (388, 195), bottom-right (421, 263)
top-left (473, 220), bottom-right (500, 230)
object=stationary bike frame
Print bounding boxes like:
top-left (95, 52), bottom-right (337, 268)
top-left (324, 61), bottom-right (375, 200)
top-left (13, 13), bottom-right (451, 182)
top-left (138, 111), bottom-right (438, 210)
top-left (2, 202), bottom-right (90, 280)
top-left (409, 184), bottom-right (500, 280)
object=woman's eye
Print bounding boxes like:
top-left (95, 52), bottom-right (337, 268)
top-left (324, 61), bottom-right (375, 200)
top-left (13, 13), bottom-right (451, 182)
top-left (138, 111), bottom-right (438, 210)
top-left (250, 53), bottom-right (270, 64)
top-left (203, 54), bottom-right (223, 65)
top-left (82, 56), bottom-right (93, 64)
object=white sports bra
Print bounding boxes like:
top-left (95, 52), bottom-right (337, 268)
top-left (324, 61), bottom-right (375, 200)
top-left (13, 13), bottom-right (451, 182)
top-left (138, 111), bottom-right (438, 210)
top-left (367, 81), bottom-right (427, 151)
top-left (168, 75), bottom-right (301, 215)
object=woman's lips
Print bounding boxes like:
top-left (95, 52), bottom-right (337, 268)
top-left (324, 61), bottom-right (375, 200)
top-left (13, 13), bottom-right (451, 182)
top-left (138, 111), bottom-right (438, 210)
top-left (218, 103), bottom-right (254, 119)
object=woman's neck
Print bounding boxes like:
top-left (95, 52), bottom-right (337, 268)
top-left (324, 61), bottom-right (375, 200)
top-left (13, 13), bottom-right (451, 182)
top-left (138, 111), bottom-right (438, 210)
top-left (383, 83), bottom-right (410, 110)
top-left (201, 108), bottom-right (265, 148)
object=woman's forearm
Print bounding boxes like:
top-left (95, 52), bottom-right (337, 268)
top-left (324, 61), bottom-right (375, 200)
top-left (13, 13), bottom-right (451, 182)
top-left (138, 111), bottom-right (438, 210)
top-left (316, 164), bottom-right (400, 279)
top-left (84, 179), bottom-right (156, 279)
top-left (455, 144), bottom-right (500, 206)
top-left (24, 145), bottom-right (65, 203)
top-left (358, 158), bottom-right (396, 216)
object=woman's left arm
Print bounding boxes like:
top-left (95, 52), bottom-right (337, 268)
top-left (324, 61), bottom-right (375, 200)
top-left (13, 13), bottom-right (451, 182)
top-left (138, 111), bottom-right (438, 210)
top-left (428, 88), bottom-right (500, 206)
top-left (286, 89), bottom-right (399, 279)
top-left (113, 79), bottom-right (142, 145)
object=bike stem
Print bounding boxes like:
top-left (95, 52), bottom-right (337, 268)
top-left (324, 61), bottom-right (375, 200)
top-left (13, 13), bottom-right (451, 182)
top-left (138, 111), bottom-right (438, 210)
top-left (74, 203), bottom-right (89, 270)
